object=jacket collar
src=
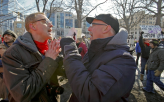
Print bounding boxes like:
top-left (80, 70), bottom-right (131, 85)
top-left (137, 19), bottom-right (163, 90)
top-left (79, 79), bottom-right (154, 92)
top-left (88, 37), bottom-right (113, 61)
top-left (14, 32), bottom-right (38, 52)
top-left (3, 42), bottom-right (10, 48)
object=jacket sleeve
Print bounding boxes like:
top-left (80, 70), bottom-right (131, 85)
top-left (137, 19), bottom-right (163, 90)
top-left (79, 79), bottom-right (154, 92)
top-left (139, 35), bottom-right (145, 50)
top-left (2, 48), bottom-right (59, 102)
top-left (157, 50), bottom-right (164, 71)
top-left (63, 45), bottom-right (136, 102)
top-left (135, 43), bottom-right (138, 53)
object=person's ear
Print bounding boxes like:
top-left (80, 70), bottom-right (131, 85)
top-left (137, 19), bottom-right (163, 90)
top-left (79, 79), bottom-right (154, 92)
top-left (102, 25), bottom-right (111, 34)
top-left (29, 23), bottom-right (36, 30)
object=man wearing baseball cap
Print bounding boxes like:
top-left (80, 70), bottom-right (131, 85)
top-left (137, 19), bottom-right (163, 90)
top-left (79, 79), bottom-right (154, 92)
top-left (60, 14), bottom-right (137, 102)
top-left (0, 30), bottom-right (17, 100)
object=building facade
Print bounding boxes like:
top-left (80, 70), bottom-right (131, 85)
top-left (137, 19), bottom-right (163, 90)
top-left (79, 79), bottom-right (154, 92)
top-left (118, 11), bottom-right (164, 47)
top-left (0, 0), bottom-right (25, 36)
top-left (45, 7), bottom-right (90, 38)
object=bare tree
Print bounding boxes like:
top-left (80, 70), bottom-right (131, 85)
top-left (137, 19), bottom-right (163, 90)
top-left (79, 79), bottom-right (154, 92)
top-left (110, 0), bottom-right (147, 33)
top-left (35, 0), bottom-right (64, 18)
top-left (134, 0), bottom-right (164, 27)
top-left (65, 0), bottom-right (108, 28)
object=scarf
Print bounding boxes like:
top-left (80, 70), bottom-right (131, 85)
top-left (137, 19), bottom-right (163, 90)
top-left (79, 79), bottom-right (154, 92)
top-left (34, 40), bottom-right (48, 55)
top-left (144, 42), bottom-right (150, 46)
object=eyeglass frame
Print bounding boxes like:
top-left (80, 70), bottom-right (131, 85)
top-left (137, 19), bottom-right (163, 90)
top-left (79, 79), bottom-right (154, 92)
top-left (33, 19), bottom-right (52, 24)
top-left (90, 23), bottom-right (108, 27)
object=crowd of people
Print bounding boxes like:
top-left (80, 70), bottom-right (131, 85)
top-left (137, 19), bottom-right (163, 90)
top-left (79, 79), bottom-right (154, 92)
top-left (135, 31), bottom-right (164, 93)
top-left (0, 11), bottom-right (163, 102)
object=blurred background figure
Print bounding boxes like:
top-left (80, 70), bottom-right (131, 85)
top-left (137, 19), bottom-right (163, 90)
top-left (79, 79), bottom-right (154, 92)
top-left (135, 41), bottom-right (141, 66)
top-left (143, 39), bottom-right (164, 93)
top-left (82, 34), bottom-right (90, 49)
top-left (139, 31), bottom-right (151, 81)
top-left (0, 29), bottom-right (17, 100)
top-left (76, 38), bottom-right (88, 59)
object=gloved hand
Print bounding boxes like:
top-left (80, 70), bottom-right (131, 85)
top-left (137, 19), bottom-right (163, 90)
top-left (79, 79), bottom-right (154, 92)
top-left (154, 70), bottom-right (162, 77)
top-left (140, 31), bottom-right (144, 36)
top-left (60, 37), bottom-right (78, 56)
top-left (145, 64), bottom-right (148, 70)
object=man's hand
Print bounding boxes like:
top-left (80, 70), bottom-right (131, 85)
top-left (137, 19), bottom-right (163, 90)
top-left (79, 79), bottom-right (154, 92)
top-left (140, 31), bottom-right (144, 36)
top-left (154, 70), bottom-right (162, 77)
top-left (60, 37), bottom-right (77, 56)
top-left (45, 39), bottom-right (61, 60)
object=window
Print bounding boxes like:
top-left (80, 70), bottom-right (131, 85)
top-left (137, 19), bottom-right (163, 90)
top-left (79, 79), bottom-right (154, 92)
top-left (65, 13), bottom-right (72, 17)
top-left (135, 32), bottom-right (137, 34)
top-left (65, 19), bottom-right (73, 28)
top-left (57, 13), bottom-right (64, 28)
top-left (17, 23), bottom-right (22, 28)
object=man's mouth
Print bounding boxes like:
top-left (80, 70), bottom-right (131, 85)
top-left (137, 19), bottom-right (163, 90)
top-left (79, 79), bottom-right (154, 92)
top-left (48, 29), bottom-right (52, 32)
top-left (90, 32), bottom-right (93, 37)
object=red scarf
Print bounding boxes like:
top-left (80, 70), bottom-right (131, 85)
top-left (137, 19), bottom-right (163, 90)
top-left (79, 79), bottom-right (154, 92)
top-left (144, 42), bottom-right (150, 46)
top-left (34, 40), bottom-right (48, 55)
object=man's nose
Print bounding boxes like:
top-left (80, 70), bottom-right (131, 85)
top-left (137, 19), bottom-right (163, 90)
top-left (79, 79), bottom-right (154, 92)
top-left (88, 26), bottom-right (91, 31)
top-left (49, 23), bottom-right (53, 27)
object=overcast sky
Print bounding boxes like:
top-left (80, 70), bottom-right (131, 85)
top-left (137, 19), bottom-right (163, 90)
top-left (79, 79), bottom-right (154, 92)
top-left (16, 0), bottom-right (112, 17)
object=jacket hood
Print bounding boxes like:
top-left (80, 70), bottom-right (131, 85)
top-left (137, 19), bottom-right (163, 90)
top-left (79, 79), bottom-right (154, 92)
top-left (13, 32), bottom-right (38, 52)
top-left (104, 28), bottom-right (129, 51)
top-left (107, 28), bottom-right (128, 45)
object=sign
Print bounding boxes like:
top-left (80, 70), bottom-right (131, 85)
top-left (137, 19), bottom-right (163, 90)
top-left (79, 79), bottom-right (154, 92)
top-left (67, 28), bottom-right (82, 40)
top-left (140, 25), bottom-right (163, 39)
top-left (75, 28), bottom-right (82, 38)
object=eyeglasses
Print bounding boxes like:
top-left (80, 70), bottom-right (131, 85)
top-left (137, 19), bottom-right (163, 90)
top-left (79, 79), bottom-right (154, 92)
top-left (90, 23), bottom-right (108, 27)
top-left (33, 19), bottom-right (52, 24)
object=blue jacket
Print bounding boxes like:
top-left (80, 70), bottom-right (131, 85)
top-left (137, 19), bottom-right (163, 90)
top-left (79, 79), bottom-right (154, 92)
top-left (63, 28), bottom-right (137, 102)
top-left (135, 42), bottom-right (141, 53)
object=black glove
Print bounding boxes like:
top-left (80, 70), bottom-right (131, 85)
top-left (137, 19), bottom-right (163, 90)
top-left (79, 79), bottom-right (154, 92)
top-left (60, 37), bottom-right (78, 56)
top-left (161, 31), bottom-right (164, 35)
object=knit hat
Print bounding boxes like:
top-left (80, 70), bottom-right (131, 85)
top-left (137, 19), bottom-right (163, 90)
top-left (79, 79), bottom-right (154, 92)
top-left (149, 39), bottom-right (159, 46)
top-left (3, 30), bottom-right (17, 38)
top-left (86, 14), bottom-right (119, 34)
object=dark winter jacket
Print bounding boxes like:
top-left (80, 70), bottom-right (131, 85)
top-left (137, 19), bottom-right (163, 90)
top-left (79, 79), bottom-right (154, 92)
top-left (147, 46), bottom-right (164, 71)
top-left (135, 42), bottom-right (141, 53)
top-left (2, 32), bottom-right (61, 102)
top-left (63, 28), bottom-right (137, 102)
top-left (139, 35), bottom-right (151, 59)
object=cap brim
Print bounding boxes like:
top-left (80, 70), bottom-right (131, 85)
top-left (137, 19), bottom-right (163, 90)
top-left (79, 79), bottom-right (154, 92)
top-left (86, 17), bottom-right (95, 24)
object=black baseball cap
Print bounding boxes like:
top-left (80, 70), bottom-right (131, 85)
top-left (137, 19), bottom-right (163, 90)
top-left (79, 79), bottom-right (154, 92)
top-left (86, 14), bottom-right (119, 34)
